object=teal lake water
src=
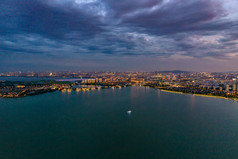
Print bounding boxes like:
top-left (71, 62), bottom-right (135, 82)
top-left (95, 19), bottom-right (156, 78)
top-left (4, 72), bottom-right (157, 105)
top-left (1, 87), bottom-right (238, 159)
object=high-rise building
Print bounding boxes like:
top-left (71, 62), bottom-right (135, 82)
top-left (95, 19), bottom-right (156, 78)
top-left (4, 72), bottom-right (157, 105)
top-left (226, 84), bottom-right (230, 92)
top-left (219, 87), bottom-right (223, 91)
top-left (233, 83), bottom-right (236, 92)
top-left (232, 78), bottom-right (237, 92)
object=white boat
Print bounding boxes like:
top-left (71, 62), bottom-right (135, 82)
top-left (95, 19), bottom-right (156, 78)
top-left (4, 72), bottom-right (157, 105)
top-left (127, 110), bottom-right (132, 115)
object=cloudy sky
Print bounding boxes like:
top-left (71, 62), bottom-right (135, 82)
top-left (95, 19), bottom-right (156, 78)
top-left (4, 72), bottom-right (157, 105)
top-left (1, 0), bottom-right (238, 72)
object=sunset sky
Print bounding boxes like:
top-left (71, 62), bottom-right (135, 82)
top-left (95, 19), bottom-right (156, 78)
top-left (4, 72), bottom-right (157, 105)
top-left (1, 0), bottom-right (238, 72)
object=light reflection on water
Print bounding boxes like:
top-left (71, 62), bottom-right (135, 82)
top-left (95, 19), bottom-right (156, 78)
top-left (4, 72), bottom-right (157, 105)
top-left (0, 87), bottom-right (238, 159)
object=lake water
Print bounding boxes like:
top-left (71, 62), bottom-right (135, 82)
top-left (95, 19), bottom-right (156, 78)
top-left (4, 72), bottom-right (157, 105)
top-left (0, 87), bottom-right (238, 159)
top-left (0, 76), bottom-right (83, 82)
top-left (0, 77), bottom-right (57, 81)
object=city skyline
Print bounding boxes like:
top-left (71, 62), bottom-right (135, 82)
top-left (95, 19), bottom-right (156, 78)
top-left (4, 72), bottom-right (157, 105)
top-left (1, 0), bottom-right (238, 72)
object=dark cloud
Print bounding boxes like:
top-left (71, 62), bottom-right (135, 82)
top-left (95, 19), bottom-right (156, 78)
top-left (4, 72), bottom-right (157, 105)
top-left (0, 0), bottom-right (105, 39)
top-left (104, 0), bottom-right (163, 17)
top-left (1, 0), bottom-right (238, 71)
top-left (115, 0), bottom-right (226, 35)
top-left (0, 45), bottom-right (43, 55)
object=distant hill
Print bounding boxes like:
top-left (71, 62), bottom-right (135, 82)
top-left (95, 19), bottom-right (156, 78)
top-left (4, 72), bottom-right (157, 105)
top-left (156, 70), bottom-right (191, 73)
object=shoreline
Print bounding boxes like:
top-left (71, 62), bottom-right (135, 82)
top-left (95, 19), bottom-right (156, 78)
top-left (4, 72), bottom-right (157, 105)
top-left (0, 85), bottom-right (130, 99)
top-left (192, 94), bottom-right (229, 100)
top-left (157, 88), bottom-right (237, 101)
top-left (1, 86), bottom-right (237, 101)
top-left (160, 89), bottom-right (183, 94)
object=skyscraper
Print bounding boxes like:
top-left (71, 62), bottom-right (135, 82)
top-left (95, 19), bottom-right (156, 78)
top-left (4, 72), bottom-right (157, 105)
top-left (226, 84), bottom-right (230, 92)
top-left (233, 83), bottom-right (236, 92)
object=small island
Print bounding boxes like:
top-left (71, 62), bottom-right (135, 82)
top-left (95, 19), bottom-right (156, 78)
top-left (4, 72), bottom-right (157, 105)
top-left (0, 79), bottom-right (131, 98)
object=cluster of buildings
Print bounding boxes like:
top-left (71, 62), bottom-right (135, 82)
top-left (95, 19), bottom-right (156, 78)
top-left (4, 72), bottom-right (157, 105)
top-left (1, 71), bottom-right (238, 98)
top-left (145, 72), bottom-right (238, 98)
